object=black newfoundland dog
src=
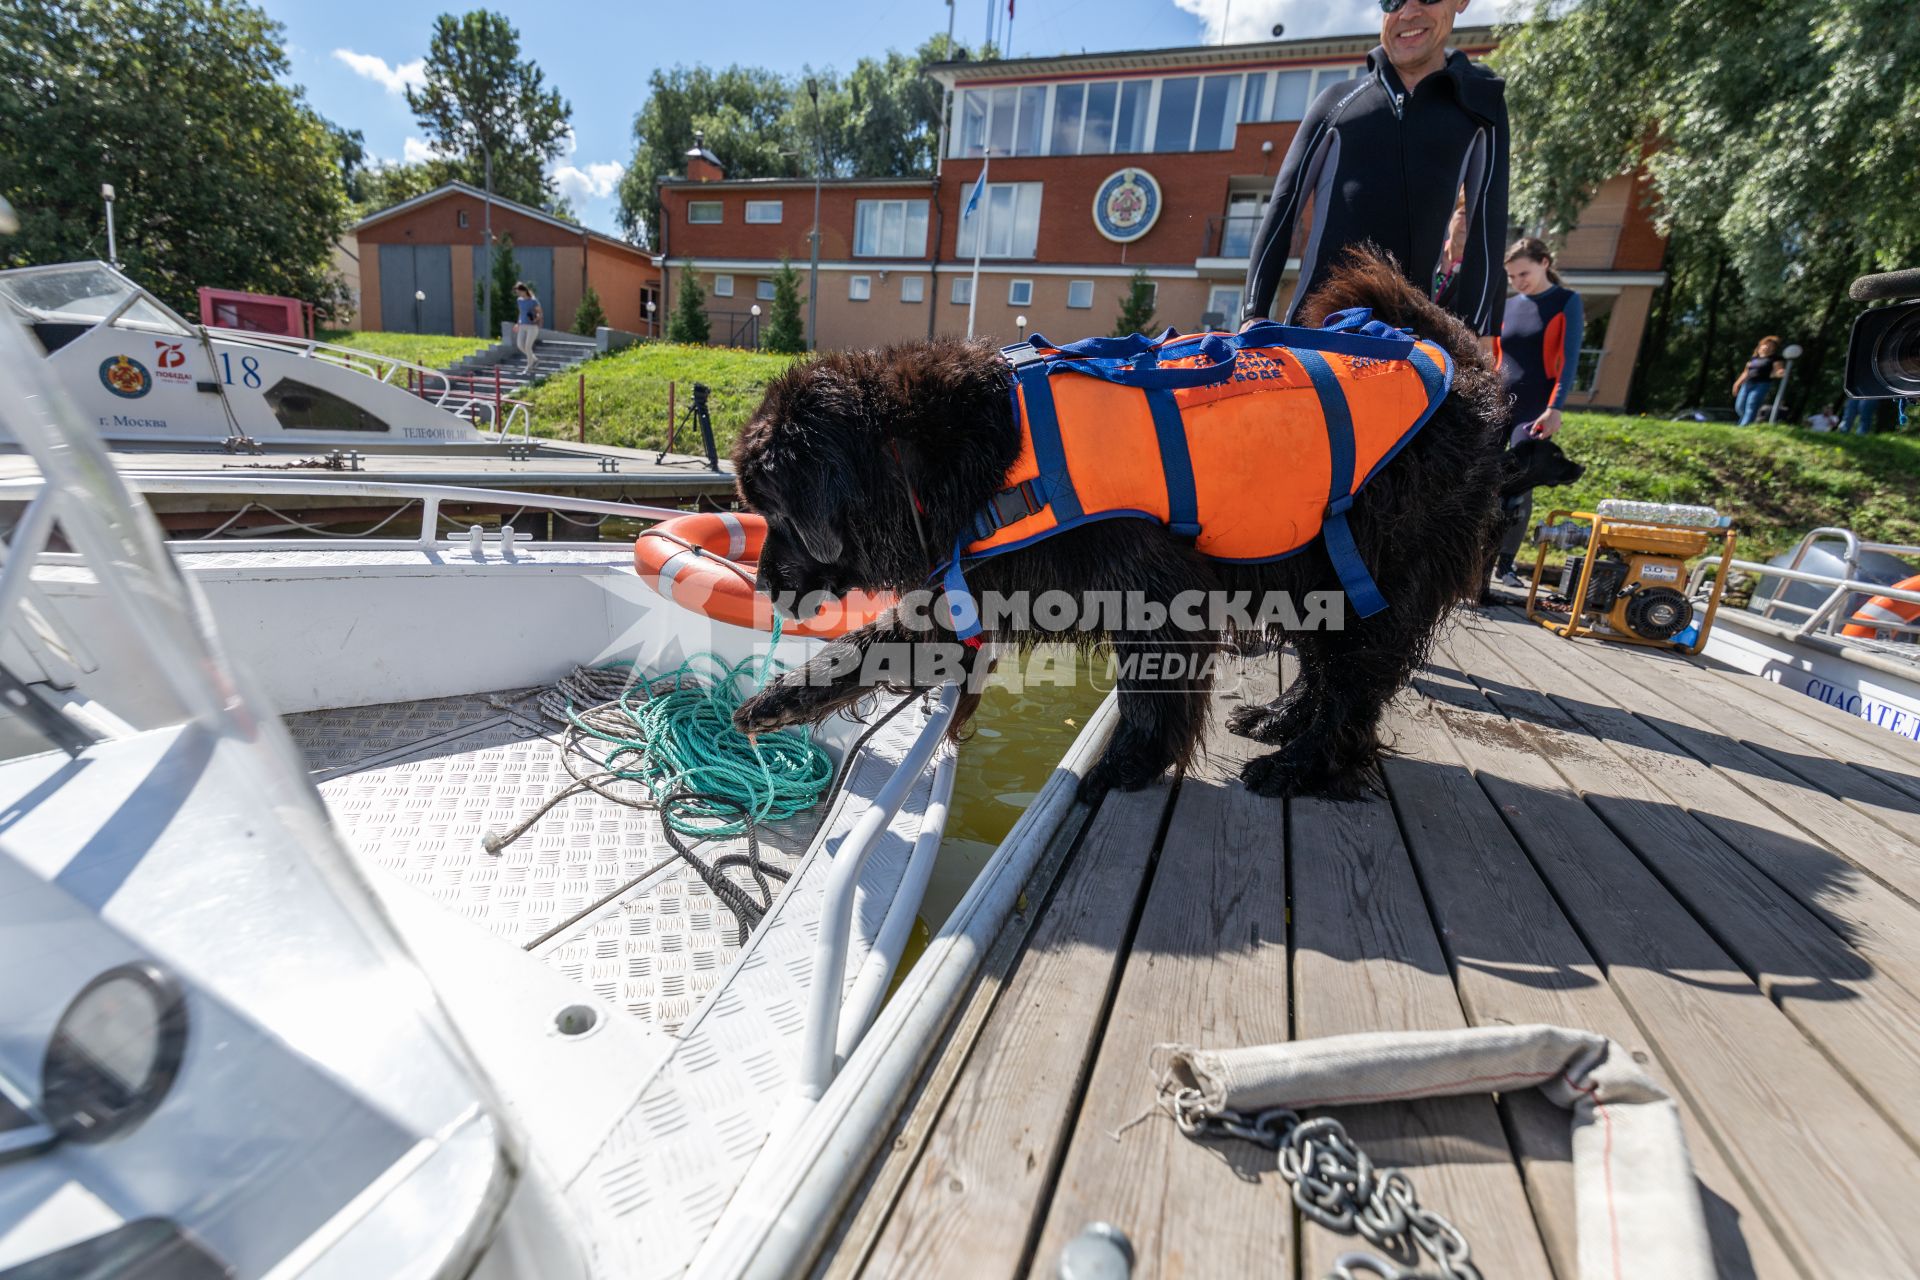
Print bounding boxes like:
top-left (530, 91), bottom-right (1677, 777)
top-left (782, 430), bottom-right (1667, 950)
top-left (729, 250), bottom-right (1507, 799)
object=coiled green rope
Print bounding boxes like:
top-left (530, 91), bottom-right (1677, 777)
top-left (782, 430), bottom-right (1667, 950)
top-left (557, 615), bottom-right (834, 837)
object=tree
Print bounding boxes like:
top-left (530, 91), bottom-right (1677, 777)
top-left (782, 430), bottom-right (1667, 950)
top-left (764, 258), bottom-right (806, 354)
top-left (407, 9), bottom-right (571, 211)
top-left (1498, 0), bottom-right (1920, 413)
top-left (667, 265), bottom-right (709, 344)
top-left (616, 35), bottom-right (985, 245)
top-left (1112, 271), bottom-right (1158, 338)
top-left (572, 284), bottom-right (606, 336)
top-left (478, 233), bottom-right (520, 337)
top-left (0, 0), bottom-right (349, 317)
top-left (618, 64), bottom-right (800, 243)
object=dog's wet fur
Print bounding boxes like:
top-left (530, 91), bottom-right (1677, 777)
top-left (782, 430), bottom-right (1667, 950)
top-left (730, 249), bottom-right (1507, 800)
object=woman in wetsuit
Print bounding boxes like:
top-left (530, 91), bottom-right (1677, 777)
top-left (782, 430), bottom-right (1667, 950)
top-left (1491, 236), bottom-right (1583, 586)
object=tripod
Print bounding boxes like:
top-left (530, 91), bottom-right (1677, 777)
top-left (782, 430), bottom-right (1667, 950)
top-left (658, 381), bottom-right (721, 471)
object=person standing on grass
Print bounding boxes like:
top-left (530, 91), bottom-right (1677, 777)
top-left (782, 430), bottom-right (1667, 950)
top-left (1841, 394), bottom-right (1877, 435)
top-left (1733, 335), bottom-right (1786, 426)
top-left (513, 281), bottom-right (543, 376)
top-left (1490, 236), bottom-right (1583, 587)
top-left (1241, 0), bottom-right (1508, 351)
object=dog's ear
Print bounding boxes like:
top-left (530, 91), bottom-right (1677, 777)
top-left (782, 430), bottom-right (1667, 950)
top-left (795, 507), bottom-right (846, 565)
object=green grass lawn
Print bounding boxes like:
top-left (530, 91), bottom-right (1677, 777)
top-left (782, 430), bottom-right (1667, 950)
top-left (319, 329), bottom-right (490, 370)
top-left (1530, 413), bottom-right (1920, 561)
top-left (525, 342), bottom-right (803, 452)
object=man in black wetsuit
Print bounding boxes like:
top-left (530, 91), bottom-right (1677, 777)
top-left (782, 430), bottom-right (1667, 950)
top-left (1243, 0), bottom-right (1509, 348)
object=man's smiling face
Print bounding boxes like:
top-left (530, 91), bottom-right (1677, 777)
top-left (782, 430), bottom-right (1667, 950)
top-left (1381, 0), bottom-right (1466, 78)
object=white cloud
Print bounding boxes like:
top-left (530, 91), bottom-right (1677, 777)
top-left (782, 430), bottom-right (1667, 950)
top-left (1171, 0), bottom-right (1522, 45)
top-left (402, 137), bottom-right (441, 165)
top-left (333, 48), bottom-right (427, 95)
top-left (553, 160), bottom-right (626, 202)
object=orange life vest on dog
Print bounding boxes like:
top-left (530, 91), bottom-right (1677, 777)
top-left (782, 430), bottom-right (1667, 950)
top-left (935, 309), bottom-right (1453, 640)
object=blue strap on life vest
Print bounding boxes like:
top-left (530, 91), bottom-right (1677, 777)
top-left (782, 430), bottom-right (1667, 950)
top-left (1293, 348), bottom-right (1388, 618)
top-left (1144, 388), bottom-right (1201, 539)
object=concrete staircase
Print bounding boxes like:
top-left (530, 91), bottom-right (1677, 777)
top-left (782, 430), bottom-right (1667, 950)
top-left (440, 325), bottom-right (600, 395)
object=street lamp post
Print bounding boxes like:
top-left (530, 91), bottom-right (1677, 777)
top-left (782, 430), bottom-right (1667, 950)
top-left (646, 298), bottom-right (657, 338)
top-left (1770, 342), bottom-right (1805, 424)
top-left (806, 78), bottom-right (824, 352)
top-left (1016, 313), bottom-right (1028, 341)
top-left (413, 289), bottom-right (426, 334)
top-left (482, 146), bottom-right (495, 340)
top-left (101, 184), bottom-right (118, 269)
top-left (750, 303), bottom-right (762, 349)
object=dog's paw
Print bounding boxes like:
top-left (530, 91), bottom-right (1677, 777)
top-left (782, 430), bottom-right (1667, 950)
top-left (1241, 750), bottom-right (1380, 799)
top-left (1226, 702), bottom-right (1288, 744)
top-left (1077, 748), bottom-right (1167, 803)
top-left (732, 682), bottom-right (817, 735)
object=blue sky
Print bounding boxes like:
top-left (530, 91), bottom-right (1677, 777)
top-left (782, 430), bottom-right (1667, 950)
top-left (266, 0), bottom-right (1402, 234)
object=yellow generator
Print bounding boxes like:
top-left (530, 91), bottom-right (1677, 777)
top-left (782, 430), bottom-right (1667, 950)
top-left (1524, 501), bottom-right (1737, 654)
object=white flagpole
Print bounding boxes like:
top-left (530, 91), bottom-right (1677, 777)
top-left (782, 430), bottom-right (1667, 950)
top-left (966, 150), bottom-right (989, 339)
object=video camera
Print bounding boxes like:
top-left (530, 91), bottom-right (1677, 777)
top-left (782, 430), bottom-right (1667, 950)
top-left (1844, 268), bottom-right (1920, 400)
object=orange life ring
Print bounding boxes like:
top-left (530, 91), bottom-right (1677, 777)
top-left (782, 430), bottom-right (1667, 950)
top-left (1841, 574), bottom-right (1920, 640)
top-left (634, 512), bottom-right (893, 639)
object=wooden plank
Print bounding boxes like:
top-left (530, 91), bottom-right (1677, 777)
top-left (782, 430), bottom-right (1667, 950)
top-left (1498, 609), bottom-right (1920, 908)
top-left (820, 802), bottom-right (1095, 1280)
top-left (1290, 763), bottom-right (1553, 1278)
top-left (857, 777), bottom-right (1178, 1279)
top-left (1610, 634), bottom-right (1920, 843)
top-left (1028, 668), bottom-right (1293, 1280)
top-left (1421, 616), bottom-right (1920, 1272)
top-left (1448, 619), bottom-right (1920, 1149)
top-left (1704, 656), bottom-right (1920, 775)
top-left (1475, 615), bottom-right (1920, 1003)
top-left (1381, 678), bottom-right (1796, 1280)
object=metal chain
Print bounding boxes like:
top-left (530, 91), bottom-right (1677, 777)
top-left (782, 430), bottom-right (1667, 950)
top-left (1168, 1088), bottom-right (1481, 1280)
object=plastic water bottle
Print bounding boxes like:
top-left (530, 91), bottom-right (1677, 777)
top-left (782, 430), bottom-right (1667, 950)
top-left (1595, 499), bottom-right (1722, 528)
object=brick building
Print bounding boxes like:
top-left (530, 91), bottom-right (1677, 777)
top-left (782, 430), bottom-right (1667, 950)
top-left (658, 28), bottom-right (1667, 410)
top-left (355, 182), bottom-right (661, 337)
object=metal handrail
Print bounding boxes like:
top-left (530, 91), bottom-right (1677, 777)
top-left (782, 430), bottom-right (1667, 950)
top-left (1691, 555), bottom-right (1920, 639)
top-left (1, 474), bottom-right (688, 552)
top-left (797, 682), bottom-right (963, 1102)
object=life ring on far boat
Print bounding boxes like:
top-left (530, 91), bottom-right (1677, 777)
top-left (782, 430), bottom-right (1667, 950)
top-left (634, 512), bottom-right (893, 639)
top-left (1841, 574), bottom-right (1920, 641)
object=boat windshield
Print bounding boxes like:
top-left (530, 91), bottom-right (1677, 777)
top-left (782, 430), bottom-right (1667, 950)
top-left (0, 289), bottom-right (512, 1274)
top-left (0, 260), bottom-right (189, 335)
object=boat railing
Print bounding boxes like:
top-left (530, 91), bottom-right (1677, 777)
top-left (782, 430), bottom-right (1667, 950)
top-left (1689, 549), bottom-right (1920, 641)
top-left (0, 475), bottom-right (687, 554)
top-left (202, 328), bottom-right (534, 443)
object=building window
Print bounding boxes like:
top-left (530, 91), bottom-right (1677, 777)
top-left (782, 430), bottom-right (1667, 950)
top-left (1008, 279), bottom-right (1033, 307)
top-left (1268, 69), bottom-right (1313, 121)
top-left (956, 182), bottom-right (1042, 259)
top-left (1067, 279), bottom-right (1094, 309)
top-left (712, 274), bottom-right (735, 298)
top-left (854, 199), bottom-right (930, 257)
top-left (1195, 74), bottom-right (1241, 151)
top-left (745, 200), bottom-right (783, 224)
top-left (1014, 85), bottom-right (1047, 156)
top-left (1154, 76), bottom-right (1199, 153)
top-left (457, 209), bottom-right (470, 228)
top-left (1241, 73), bottom-right (1267, 123)
top-left (1082, 82), bottom-right (1117, 153)
top-left (1051, 83), bottom-right (1084, 156)
top-left (756, 278), bottom-right (775, 301)
top-left (849, 275), bottom-right (872, 301)
top-left (951, 277), bottom-right (973, 305)
top-left (901, 275), bottom-right (925, 303)
top-left (1115, 80), bottom-right (1151, 152)
top-left (688, 201), bottom-right (723, 224)
top-left (1205, 285), bottom-right (1242, 328)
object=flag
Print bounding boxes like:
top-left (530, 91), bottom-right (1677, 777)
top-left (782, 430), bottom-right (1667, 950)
top-left (1007, 0), bottom-right (1014, 18)
top-left (964, 167), bottom-right (987, 220)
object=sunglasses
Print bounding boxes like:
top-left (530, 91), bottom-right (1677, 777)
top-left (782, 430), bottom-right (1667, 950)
top-left (1379, 0), bottom-right (1447, 11)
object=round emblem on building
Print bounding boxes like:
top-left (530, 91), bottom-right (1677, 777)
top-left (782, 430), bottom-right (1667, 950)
top-left (1092, 168), bottom-right (1161, 243)
top-left (98, 354), bottom-right (152, 399)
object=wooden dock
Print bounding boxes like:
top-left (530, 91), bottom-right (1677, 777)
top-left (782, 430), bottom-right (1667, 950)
top-left (823, 603), bottom-right (1920, 1279)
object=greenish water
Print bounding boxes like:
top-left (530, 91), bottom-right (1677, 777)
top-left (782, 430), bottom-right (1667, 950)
top-left (920, 653), bottom-right (1111, 930)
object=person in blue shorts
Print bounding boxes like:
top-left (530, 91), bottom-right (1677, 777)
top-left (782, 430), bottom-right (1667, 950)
top-left (1732, 336), bottom-right (1785, 426)
top-left (1491, 236), bottom-right (1583, 586)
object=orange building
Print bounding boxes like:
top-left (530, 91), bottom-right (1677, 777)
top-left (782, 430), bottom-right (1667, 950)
top-left (658, 27), bottom-right (1667, 410)
top-left (354, 182), bottom-right (661, 338)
